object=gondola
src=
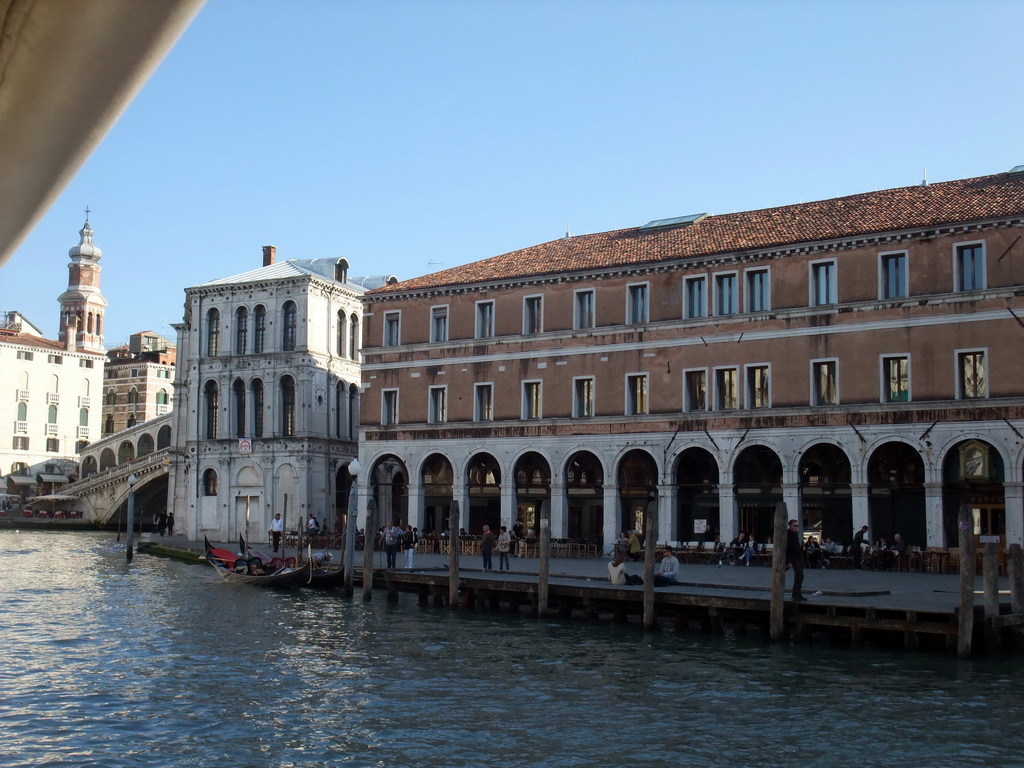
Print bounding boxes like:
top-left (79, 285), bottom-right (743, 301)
top-left (204, 537), bottom-right (313, 588)
top-left (306, 566), bottom-right (345, 588)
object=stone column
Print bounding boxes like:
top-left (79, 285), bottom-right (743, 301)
top-left (782, 483), bottom-right (800, 527)
top-left (1004, 482), bottom-right (1023, 549)
top-left (658, 483), bottom-right (676, 544)
top-left (850, 482), bottom-right (870, 533)
top-left (500, 482), bottom-right (516, 531)
top-left (925, 482), bottom-right (945, 548)
top-left (549, 482), bottom-right (567, 538)
top-left (718, 483), bottom-right (736, 544)
top-left (602, 483), bottom-right (619, 556)
top-left (407, 481), bottom-right (424, 532)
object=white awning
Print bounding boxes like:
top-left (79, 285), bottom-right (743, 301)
top-left (7, 476), bottom-right (36, 486)
top-left (37, 473), bottom-right (70, 483)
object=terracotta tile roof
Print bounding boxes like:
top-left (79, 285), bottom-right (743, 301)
top-left (0, 331), bottom-right (68, 351)
top-left (371, 171), bottom-right (1024, 295)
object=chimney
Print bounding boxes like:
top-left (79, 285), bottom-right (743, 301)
top-left (262, 245), bottom-right (276, 267)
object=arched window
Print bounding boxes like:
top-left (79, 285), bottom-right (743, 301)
top-left (156, 389), bottom-right (168, 405)
top-left (104, 416), bottom-right (113, 435)
top-left (203, 468), bottom-right (218, 496)
top-left (87, 312), bottom-right (94, 334)
top-left (47, 405), bottom-right (57, 424)
top-left (127, 388), bottom-right (138, 405)
top-left (105, 389), bottom-right (116, 406)
top-left (336, 380), bottom-right (345, 437)
top-left (282, 301), bottom-right (297, 351)
top-left (349, 313), bottom-right (359, 361)
top-left (81, 379), bottom-right (90, 396)
top-left (126, 414), bottom-right (137, 429)
top-left (251, 378), bottom-right (264, 438)
top-left (157, 424), bottom-right (171, 449)
top-left (280, 375), bottom-right (295, 436)
top-left (50, 374), bottom-right (59, 393)
top-left (206, 308), bottom-right (220, 357)
top-left (96, 315), bottom-right (102, 336)
top-left (233, 379), bottom-right (246, 438)
top-left (17, 402), bottom-right (27, 421)
top-left (348, 382), bottom-right (358, 440)
top-left (79, 408), bottom-right (88, 426)
top-left (253, 305), bottom-right (266, 353)
top-left (335, 257), bottom-right (349, 283)
top-left (235, 306), bottom-right (249, 354)
top-left (336, 310), bottom-right (346, 357)
top-left (19, 371), bottom-right (28, 390)
top-left (204, 380), bottom-right (219, 439)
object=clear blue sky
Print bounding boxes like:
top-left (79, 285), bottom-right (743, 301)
top-left (3, 0), bottom-right (1023, 346)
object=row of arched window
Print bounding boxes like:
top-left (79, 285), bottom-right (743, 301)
top-left (201, 376), bottom-right (360, 442)
top-left (204, 303), bottom-right (360, 359)
top-left (18, 373), bottom-right (91, 395)
top-left (103, 388), bottom-right (169, 406)
top-left (61, 309), bottom-right (103, 336)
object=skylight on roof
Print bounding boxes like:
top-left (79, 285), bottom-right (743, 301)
top-left (1009, 165), bottom-right (1024, 175)
top-left (638, 212), bottom-right (708, 231)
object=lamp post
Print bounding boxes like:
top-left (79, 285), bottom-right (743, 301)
top-left (125, 473), bottom-right (138, 563)
top-left (343, 458), bottom-right (360, 596)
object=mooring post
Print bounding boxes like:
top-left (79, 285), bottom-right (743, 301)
top-left (769, 501), bottom-right (788, 641)
top-left (537, 500), bottom-right (550, 618)
top-left (448, 500), bottom-right (460, 609)
top-left (362, 498), bottom-right (377, 602)
top-left (957, 504), bottom-right (975, 658)
top-left (642, 493), bottom-right (658, 629)
top-left (1009, 543), bottom-right (1024, 615)
top-left (983, 542), bottom-right (999, 620)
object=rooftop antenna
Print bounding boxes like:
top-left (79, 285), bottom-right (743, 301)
top-left (921, 168), bottom-right (928, 187)
top-left (427, 260), bottom-right (442, 270)
top-left (565, 222), bottom-right (573, 238)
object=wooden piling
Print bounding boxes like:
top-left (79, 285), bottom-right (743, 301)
top-left (769, 501), bottom-right (788, 640)
top-left (537, 500), bottom-right (550, 618)
top-left (642, 493), bottom-right (658, 629)
top-left (983, 542), bottom-right (999, 620)
top-left (957, 504), bottom-right (975, 658)
top-left (362, 498), bottom-right (377, 602)
top-left (448, 500), bottom-right (460, 609)
top-left (1009, 543), bottom-right (1024, 615)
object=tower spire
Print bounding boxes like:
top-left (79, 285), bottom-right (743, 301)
top-left (57, 219), bottom-right (108, 352)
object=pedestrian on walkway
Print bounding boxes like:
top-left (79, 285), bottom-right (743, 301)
top-left (269, 513), bottom-right (284, 552)
top-left (497, 525), bottom-right (511, 570)
top-left (383, 521), bottom-right (401, 568)
top-left (786, 519), bottom-right (806, 602)
top-left (401, 524), bottom-right (417, 569)
top-left (852, 525), bottom-right (869, 569)
top-left (481, 525), bottom-right (494, 571)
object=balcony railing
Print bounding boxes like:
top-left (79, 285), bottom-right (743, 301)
top-left (14, 420), bottom-right (27, 433)
top-left (46, 393), bottom-right (59, 405)
top-left (156, 404), bottom-right (169, 415)
top-left (77, 426), bottom-right (90, 439)
top-left (45, 423), bottom-right (58, 436)
top-left (16, 389), bottom-right (29, 401)
top-left (78, 396), bottom-right (91, 408)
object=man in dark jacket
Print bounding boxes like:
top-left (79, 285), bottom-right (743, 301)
top-left (852, 525), bottom-right (869, 570)
top-left (785, 519), bottom-right (806, 602)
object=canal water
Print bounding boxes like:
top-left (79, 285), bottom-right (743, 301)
top-left (0, 532), bottom-right (1020, 768)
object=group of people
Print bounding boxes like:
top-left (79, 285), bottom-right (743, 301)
top-left (480, 520), bottom-right (538, 570)
top-left (152, 510), bottom-right (175, 537)
top-left (380, 521), bottom-right (419, 569)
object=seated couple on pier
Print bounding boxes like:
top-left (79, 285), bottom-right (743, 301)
top-left (607, 547), bottom-right (679, 587)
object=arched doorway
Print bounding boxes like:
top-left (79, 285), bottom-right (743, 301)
top-left (868, 442), bottom-right (926, 547)
top-left (617, 449), bottom-right (657, 535)
top-left (675, 447), bottom-right (719, 542)
top-left (799, 443), bottom-right (852, 543)
top-left (565, 451), bottom-right (603, 542)
top-left (942, 439), bottom-right (1004, 544)
top-left (467, 453), bottom-right (500, 535)
top-left (733, 445), bottom-right (783, 541)
top-left (514, 452), bottom-right (550, 535)
top-left (421, 454), bottom-right (453, 534)
top-left (370, 455), bottom-right (408, 529)
top-left (82, 455), bottom-right (98, 476)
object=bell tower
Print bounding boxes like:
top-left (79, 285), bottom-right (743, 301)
top-left (57, 215), bottom-right (108, 353)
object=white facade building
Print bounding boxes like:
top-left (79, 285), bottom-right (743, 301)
top-left (167, 246), bottom-right (392, 543)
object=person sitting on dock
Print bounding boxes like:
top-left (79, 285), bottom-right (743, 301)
top-left (821, 537), bottom-right (841, 568)
top-left (654, 548), bottom-right (680, 585)
top-left (608, 549), bottom-right (627, 585)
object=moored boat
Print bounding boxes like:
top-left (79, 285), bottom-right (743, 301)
top-left (204, 537), bottom-right (312, 588)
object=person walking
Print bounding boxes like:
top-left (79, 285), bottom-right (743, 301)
top-left (383, 521), bottom-right (402, 568)
top-left (481, 525), bottom-right (495, 571)
top-left (497, 525), bottom-right (512, 570)
top-left (269, 512), bottom-right (284, 553)
top-left (786, 519), bottom-right (807, 602)
top-left (166, 511), bottom-right (175, 537)
top-left (852, 525), bottom-right (869, 570)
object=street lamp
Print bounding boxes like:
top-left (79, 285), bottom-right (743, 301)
top-left (343, 458), bottom-right (360, 595)
top-left (125, 473), bottom-right (138, 563)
